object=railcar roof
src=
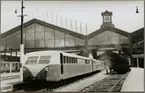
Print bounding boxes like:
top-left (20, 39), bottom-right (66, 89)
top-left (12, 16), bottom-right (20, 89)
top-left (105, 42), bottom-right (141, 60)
top-left (26, 51), bottom-right (63, 55)
top-left (26, 51), bottom-right (90, 60)
top-left (62, 52), bottom-right (90, 60)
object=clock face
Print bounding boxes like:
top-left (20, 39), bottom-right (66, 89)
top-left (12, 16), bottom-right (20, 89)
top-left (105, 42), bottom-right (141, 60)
top-left (104, 16), bottom-right (110, 22)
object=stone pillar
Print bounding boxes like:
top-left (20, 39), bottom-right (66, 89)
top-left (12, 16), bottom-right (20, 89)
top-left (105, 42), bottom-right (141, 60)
top-left (10, 52), bottom-right (12, 57)
top-left (137, 58), bottom-right (139, 67)
top-left (16, 52), bottom-right (17, 57)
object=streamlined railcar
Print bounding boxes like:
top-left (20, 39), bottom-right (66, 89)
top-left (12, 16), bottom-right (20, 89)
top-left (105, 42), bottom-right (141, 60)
top-left (23, 51), bottom-right (104, 82)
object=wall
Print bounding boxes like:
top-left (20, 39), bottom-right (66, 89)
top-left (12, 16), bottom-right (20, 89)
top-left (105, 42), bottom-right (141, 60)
top-left (1, 23), bottom-right (85, 51)
top-left (88, 30), bottom-right (129, 46)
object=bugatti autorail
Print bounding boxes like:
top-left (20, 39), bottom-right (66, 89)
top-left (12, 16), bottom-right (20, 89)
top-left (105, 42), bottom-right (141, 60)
top-left (23, 51), bottom-right (104, 82)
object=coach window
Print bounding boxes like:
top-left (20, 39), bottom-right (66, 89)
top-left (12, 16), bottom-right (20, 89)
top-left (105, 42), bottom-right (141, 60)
top-left (70, 57), bottom-right (71, 64)
top-left (63, 56), bottom-right (65, 63)
top-left (62, 56), bottom-right (64, 63)
top-left (84, 60), bottom-right (86, 64)
top-left (71, 57), bottom-right (73, 64)
top-left (85, 60), bottom-right (89, 64)
top-left (72, 58), bottom-right (73, 64)
top-left (65, 56), bottom-right (67, 63)
top-left (69, 57), bottom-right (70, 64)
top-left (73, 58), bottom-right (75, 64)
top-left (71, 57), bottom-right (72, 64)
top-left (64, 56), bottom-right (66, 64)
top-left (67, 57), bottom-right (69, 64)
top-left (69, 57), bottom-right (71, 64)
top-left (72, 58), bottom-right (74, 64)
top-left (66, 56), bottom-right (67, 63)
top-left (88, 60), bottom-right (90, 64)
top-left (74, 58), bottom-right (75, 64)
top-left (70, 57), bottom-right (72, 64)
top-left (72, 57), bottom-right (73, 64)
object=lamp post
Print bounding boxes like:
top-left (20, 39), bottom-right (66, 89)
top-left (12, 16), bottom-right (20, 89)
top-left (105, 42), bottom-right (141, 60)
top-left (136, 6), bottom-right (139, 13)
top-left (85, 23), bottom-right (89, 57)
top-left (129, 6), bottom-right (139, 67)
top-left (15, 1), bottom-right (26, 65)
top-left (15, 1), bottom-right (26, 81)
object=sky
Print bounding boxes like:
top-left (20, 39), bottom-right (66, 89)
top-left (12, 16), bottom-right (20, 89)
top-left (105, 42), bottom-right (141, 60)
top-left (1, 1), bottom-right (144, 35)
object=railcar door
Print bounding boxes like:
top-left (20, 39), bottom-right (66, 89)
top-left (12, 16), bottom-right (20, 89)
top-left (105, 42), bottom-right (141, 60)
top-left (91, 59), bottom-right (94, 72)
top-left (60, 53), bottom-right (64, 74)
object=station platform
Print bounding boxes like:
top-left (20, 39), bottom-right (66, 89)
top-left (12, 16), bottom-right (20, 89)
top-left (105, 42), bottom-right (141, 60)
top-left (1, 72), bottom-right (22, 92)
top-left (0, 72), bottom-right (22, 92)
top-left (0, 62), bottom-right (23, 92)
top-left (1, 67), bottom-right (143, 92)
top-left (121, 67), bottom-right (144, 92)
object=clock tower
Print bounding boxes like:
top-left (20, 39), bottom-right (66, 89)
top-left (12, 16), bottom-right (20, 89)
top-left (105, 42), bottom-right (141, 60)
top-left (101, 10), bottom-right (114, 28)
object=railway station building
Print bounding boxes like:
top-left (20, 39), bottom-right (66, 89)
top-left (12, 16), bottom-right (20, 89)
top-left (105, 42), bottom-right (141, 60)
top-left (1, 10), bottom-right (144, 67)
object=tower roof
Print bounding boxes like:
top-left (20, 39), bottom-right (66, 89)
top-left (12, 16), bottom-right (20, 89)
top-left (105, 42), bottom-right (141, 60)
top-left (101, 10), bottom-right (113, 16)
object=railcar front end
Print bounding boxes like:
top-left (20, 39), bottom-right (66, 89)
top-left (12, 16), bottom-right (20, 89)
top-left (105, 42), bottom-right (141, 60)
top-left (23, 52), bottom-right (61, 82)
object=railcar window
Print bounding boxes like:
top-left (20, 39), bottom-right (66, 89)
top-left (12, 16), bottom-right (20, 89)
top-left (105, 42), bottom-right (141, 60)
top-left (65, 56), bottom-right (67, 64)
top-left (85, 60), bottom-right (90, 64)
top-left (78, 58), bottom-right (85, 64)
top-left (63, 56), bottom-right (65, 63)
top-left (65, 56), bottom-right (67, 63)
top-left (26, 56), bottom-right (38, 64)
top-left (74, 58), bottom-right (75, 64)
top-left (70, 57), bottom-right (72, 64)
top-left (38, 56), bottom-right (51, 64)
top-left (85, 60), bottom-right (87, 64)
top-left (72, 58), bottom-right (74, 63)
top-left (70, 57), bottom-right (73, 64)
top-left (69, 57), bottom-right (71, 64)
top-left (76, 58), bottom-right (78, 64)
top-left (67, 57), bottom-right (69, 63)
top-left (72, 58), bottom-right (74, 64)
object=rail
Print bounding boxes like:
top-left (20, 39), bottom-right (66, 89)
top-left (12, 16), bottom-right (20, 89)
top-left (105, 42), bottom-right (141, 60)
top-left (108, 74), bottom-right (127, 92)
top-left (80, 73), bottom-right (129, 92)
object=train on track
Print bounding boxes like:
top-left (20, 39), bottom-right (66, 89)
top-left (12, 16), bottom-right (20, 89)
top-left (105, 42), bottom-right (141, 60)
top-left (23, 51), bottom-right (104, 82)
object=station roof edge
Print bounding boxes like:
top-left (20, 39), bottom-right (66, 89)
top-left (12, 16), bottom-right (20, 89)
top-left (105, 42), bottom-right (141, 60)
top-left (1, 18), bottom-right (85, 39)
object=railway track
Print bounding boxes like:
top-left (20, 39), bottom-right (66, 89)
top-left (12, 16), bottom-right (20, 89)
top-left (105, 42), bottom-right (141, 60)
top-left (80, 73), bottom-right (129, 92)
top-left (13, 71), bottom-right (100, 92)
top-left (13, 71), bottom-right (129, 92)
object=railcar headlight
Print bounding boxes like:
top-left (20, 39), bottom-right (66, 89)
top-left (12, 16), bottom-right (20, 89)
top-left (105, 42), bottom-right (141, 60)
top-left (45, 66), bottom-right (51, 71)
top-left (19, 63), bottom-right (22, 68)
top-left (23, 67), bottom-right (27, 71)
